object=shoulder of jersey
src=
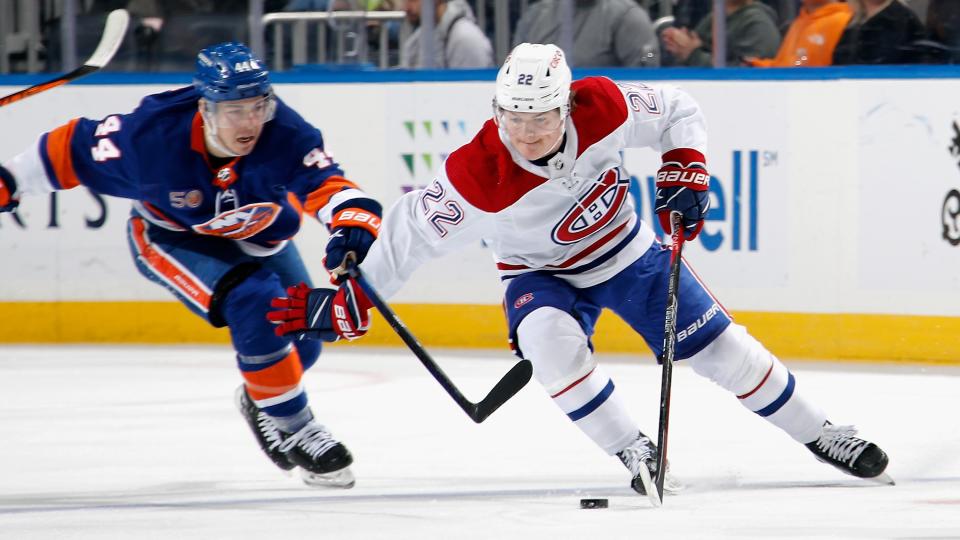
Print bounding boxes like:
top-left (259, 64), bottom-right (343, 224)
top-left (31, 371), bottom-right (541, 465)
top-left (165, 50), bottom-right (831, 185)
top-left (443, 119), bottom-right (547, 213)
top-left (569, 76), bottom-right (629, 155)
top-left (125, 86), bottom-right (199, 133)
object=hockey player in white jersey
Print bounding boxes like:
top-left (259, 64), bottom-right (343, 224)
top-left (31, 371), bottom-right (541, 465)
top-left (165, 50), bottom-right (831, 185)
top-left (270, 43), bottom-right (889, 496)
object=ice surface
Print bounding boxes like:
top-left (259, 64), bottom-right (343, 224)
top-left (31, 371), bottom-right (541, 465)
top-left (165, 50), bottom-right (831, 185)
top-left (1, 346), bottom-right (958, 539)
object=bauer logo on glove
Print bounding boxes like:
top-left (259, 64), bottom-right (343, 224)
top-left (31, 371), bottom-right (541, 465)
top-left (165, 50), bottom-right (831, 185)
top-left (654, 148), bottom-right (711, 240)
top-left (655, 168), bottom-right (709, 187)
top-left (268, 279), bottom-right (373, 342)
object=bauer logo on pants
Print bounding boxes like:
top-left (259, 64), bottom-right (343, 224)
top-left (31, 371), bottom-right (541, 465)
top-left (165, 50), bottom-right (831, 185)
top-left (677, 303), bottom-right (721, 342)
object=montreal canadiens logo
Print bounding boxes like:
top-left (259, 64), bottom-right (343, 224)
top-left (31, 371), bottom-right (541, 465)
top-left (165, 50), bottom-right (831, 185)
top-left (551, 169), bottom-right (629, 245)
top-left (514, 293), bottom-right (535, 309)
top-left (192, 202), bottom-right (282, 240)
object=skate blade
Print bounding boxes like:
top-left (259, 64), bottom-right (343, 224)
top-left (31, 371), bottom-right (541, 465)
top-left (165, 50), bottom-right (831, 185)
top-left (300, 467), bottom-right (356, 488)
top-left (633, 466), bottom-right (662, 508)
top-left (866, 472), bottom-right (895, 486)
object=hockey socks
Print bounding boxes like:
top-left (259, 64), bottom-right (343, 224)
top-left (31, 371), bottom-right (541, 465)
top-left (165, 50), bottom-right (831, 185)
top-left (550, 365), bottom-right (639, 455)
top-left (237, 344), bottom-right (312, 433)
top-left (688, 324), bottom-right (826, 444)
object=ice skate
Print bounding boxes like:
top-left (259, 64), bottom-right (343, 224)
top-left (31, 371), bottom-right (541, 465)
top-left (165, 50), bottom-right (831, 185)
top-left (235, 385), bottom-right (295, 471)
top-left (278, 421), bottom-right (355, 487)
top-left (806, 421), bottom-right (892, 484)
top-left (617, 431), bottom-right (682, 506)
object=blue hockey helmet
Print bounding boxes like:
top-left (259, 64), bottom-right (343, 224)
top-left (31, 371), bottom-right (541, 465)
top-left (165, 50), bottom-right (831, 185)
top-left (194, 42), bottom-right (272, 102)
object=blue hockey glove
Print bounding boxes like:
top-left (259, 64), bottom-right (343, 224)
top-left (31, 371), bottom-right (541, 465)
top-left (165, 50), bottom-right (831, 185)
top-left (655, 148), bottom-right (710, 240)
top-left (0, 164), bottom-right (19, 213)
top-left (325, 198), bottom-right (382, 277)
top-left (268, 279), bottom-right (373, 342)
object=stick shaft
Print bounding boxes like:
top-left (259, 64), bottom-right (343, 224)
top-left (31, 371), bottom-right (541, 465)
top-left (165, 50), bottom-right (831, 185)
top-left (655, 212), bottom-right (684, 501)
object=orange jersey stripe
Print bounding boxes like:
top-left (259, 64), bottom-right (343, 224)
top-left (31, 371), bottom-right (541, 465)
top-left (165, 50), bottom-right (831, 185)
top-left (242, 349), bottom-right (304, 400)
top-left (287, 191), bottom-right (305, 221)
top-left (129, 217), bottom-right (212, 312)
top-left (45, 119), bottom-right (81, 189)
top-left (303, 175), bottom-right (359, 216)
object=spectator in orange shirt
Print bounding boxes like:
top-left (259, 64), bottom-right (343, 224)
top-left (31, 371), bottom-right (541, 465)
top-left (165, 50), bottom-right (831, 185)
top-left (746, 0), bottom-right (853, 66)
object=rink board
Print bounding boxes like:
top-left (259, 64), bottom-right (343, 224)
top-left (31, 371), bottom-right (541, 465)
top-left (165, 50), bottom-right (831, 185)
top-left (1, 69), bottom-right (959, 362)
top-left (2, 301), bottom-right (959, 364)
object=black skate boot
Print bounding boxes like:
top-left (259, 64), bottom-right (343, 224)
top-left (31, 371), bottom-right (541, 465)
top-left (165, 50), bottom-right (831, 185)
top-left (278, 421), bottom-right (356, 488)
top-left (617, 431), bottom-right (684, 505)
top-left (235, 385), bottom-right (295, 471)
top-left (805, 421), bottom-right (890, 480)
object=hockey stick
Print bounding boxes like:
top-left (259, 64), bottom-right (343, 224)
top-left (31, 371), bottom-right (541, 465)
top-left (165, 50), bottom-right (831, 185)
top-left (0, 9), bottom-right (130, 108)
top-left (654, 211), bottom-right (684, 505)
top-left (347, 265), bottom-right (533, 423)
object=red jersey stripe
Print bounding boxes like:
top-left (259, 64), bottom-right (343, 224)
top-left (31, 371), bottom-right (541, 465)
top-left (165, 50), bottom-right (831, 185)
top-left (496, 221), bottom-right (628, 271)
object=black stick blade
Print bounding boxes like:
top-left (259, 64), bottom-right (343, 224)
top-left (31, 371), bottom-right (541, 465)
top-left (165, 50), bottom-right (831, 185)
top-left (471, 359), bottom-right (533, 423)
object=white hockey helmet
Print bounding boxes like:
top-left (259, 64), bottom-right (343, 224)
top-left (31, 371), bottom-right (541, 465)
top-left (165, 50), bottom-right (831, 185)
top-left (494, 43), bottom-right (572, 117)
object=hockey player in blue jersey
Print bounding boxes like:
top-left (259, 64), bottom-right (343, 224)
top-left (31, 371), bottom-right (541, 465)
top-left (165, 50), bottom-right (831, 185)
top-left (0, 42), bottom-right (378, 488)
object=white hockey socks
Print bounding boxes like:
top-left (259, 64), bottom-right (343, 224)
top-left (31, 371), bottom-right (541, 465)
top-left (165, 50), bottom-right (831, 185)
top-left (687, 324), bottom-right (826, 444)
top-left (517, 307), bottom-right (638, 454)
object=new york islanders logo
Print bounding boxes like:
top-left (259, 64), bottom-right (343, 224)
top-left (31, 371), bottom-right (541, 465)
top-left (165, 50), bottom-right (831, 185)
top-left (192, 202), bottom-right (282, 240)
top-left (551, 169), bottom-right (629, 245)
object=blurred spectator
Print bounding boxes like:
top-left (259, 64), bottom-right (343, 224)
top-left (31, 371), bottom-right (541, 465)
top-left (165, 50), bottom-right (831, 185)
top-left (512, 0), bottom-right (660, 67)
top-left (283, 0), bottom-right (332, 8)
top-left (926, 0), bottom-right (960, 62)
top-left (401, 0), bottom-right (494, 68)
top-left (662, 0), bottom-right (781, 66)
top-left (467, 0), bottom-right (525, 43)
top-left (906, 0), bottom-right (928, 20)
top-left (126, 0), bottom-right (250, 71)
top-left (283, 0), bottom-right (387, 8)
top-left (672, 0), bottom-right (715, 28)
top-left (280, 0), bottom-right (402, 67)
top-left (126, 0), bottom-right (249, 16)
top-left (833, 0), bottom-right (926, 64)
top-left (88, 0), bottom-right (132, 12)
top-left (746, 0), bottom-right (852, 66)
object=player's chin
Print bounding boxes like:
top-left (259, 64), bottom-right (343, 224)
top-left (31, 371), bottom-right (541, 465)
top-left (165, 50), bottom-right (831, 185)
top-left (515, 141), bottom-right (549, 161)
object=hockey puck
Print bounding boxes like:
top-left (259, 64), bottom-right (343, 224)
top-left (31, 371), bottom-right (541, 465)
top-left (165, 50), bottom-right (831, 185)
top-left (579, 498), bottom-right (608, 509)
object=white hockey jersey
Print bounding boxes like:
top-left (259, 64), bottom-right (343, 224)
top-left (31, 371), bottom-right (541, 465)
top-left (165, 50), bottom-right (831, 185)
top-left (362, 76), bottom-right (708, 298)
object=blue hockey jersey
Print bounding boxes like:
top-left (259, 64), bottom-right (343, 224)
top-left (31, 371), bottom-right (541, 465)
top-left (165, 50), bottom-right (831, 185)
top-left (4, 86), bottom-right (369, 256)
